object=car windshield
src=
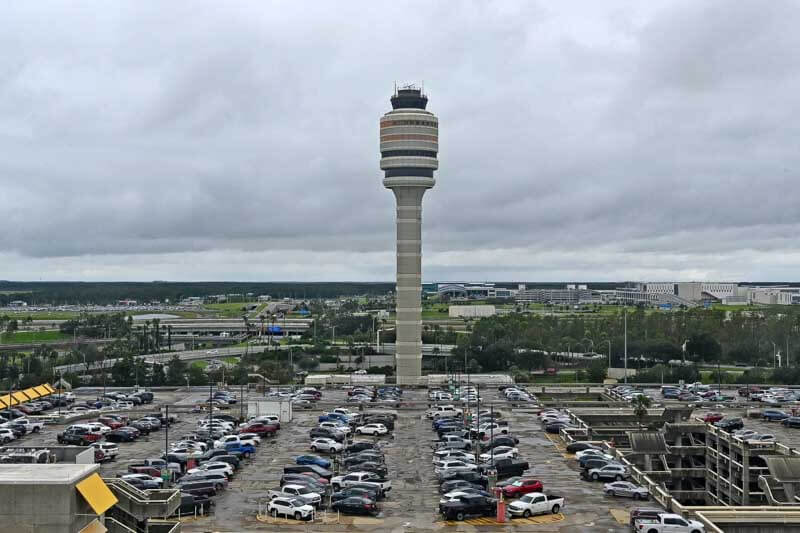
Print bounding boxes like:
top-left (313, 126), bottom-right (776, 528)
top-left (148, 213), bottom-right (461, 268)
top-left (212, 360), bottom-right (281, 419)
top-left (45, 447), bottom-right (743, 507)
top-left (512, 480), bottom-right (523, 486)
top-left (520, 495), bottom-right (533, 502)
top-left (297, 487), bottom-right (310, 494)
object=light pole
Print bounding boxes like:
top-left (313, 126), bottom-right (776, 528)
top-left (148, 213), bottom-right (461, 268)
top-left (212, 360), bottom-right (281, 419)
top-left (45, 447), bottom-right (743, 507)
top-left (623, 307), bottom-right (628, 384)
top-left (682, 339), bottom-right (690, 365)
top-left (772, 341), bottom-right (777, 368)
top-left (603, 339), bottom-right (611, 370)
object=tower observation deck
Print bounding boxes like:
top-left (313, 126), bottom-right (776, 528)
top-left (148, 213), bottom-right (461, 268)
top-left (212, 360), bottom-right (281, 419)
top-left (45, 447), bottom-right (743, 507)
top-left (380, 85), bottom-right (438, 384)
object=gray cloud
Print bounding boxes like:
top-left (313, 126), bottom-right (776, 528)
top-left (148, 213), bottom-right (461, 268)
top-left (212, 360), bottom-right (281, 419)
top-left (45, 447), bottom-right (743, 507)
top-left (1, 0), bottom-right (799, 281)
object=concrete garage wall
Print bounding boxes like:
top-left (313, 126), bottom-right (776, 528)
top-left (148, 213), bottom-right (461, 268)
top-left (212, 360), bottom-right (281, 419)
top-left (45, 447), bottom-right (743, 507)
top-left (0, 482), bottom-right (94, 532)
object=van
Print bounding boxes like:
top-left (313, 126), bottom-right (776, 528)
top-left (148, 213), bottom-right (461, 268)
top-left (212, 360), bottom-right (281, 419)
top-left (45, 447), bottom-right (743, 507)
top-left (177, 480), bottom-right (219, 497)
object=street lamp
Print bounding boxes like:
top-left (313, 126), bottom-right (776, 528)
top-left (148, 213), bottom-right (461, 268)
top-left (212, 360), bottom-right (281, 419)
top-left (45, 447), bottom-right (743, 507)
top-left (772, 341), bottom-right (778, 368)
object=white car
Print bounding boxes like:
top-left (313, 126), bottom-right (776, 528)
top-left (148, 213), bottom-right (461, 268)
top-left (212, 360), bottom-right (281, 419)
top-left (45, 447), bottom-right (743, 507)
top-left (439, 490), bottom-right (473, 504)
top-left (434, 460), bottom-right (478, 475)
top-left (355, 423), bottom-right (388, 436)
top-left (604, 481), bottom-right (649, 500)
top-left (238, 433), bottom-right (262, 446)
top-left (91, 442), bottom-right (120, 460)
top-left (214, 436), bottom-right (242, 449)
top-left (576, 449), bottom-right (612, 460)
top-left (310, 438), bottom-right (342, 453)
top-left (733, 429), bottom-right (759, 440)
top-left (479, 446), bottom-right (518, 462)
top-left (187, 462), bottom-right (234, 478)
top-left (121, 473), bottom-right (164, 487)
top-left (433, 449), bottom-right (477, 463)
top-left (267, 497), bottom-right (314, 521)
top-left (749, 434), bottom-right (775, 443)
top-left (0, 428), bottom-right (17, 443)
top-left (319, 421), bottom-right (351, 434)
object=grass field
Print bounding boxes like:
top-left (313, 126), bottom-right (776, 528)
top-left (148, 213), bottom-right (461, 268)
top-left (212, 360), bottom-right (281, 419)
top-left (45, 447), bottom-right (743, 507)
top-left (0, 311), bottom-right (80, 320)
top-left (0, 330), bottom-right (71, 344)
top-left (204, 302), bottom-right (258, 318)
top-left (192, 360), bottom-right (208, 368)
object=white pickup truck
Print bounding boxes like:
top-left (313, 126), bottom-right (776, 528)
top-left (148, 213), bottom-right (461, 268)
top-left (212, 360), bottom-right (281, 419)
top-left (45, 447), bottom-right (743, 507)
top-left (634, 513), bottom-right (705, 533)
top-left (13, 418), bottom-right (45, 433)
top-left (267, 484), bottom-right (322, 507)
top-left (331, 471), bottom-right (392, 495)
top-left (507, 492), bottom-right (564, 518)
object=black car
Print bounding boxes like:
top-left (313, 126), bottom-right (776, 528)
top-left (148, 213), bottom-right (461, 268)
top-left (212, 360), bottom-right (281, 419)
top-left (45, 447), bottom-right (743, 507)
top-left (545, 422), bottom-right (569, 434)
top-left (331, 487), bottom-right (380, 503)
top-left (343, 453), bottom-right (385, 468)
top-left (438, 471), bottom-right (488, 487)
top-left (6, 423), bottom-right (26, 438)
top-left (477, 458), bottom-right (529, 478)
top-left (363, 416), bottom-right (395, 431)
top-left (482, 436), bottom-right (520, 450)
top-left (566, 442), bottom-right (600, 454)
top-left (309, 427), bottom-right (345, 442)
top-left (283, 464), bottom-right (333, 480)
top-left (214, 455), bottom-right (241, 470)
top-left (440, 479), bottom-right (484, 494)
top-left (330, 496), bottom-right (379, 516)
top-left (345, 441), bottom-right (376, 454)
top-left (199, 448), bottom-right (232, 463)
top-left (440, 494), bottom-right (496, 521)
top-left (782, 416), bottom-right (800, 428)
top-left (346, 462), bottom-right (388, 478)
top-left (714, 418), bottom-right (744, 431)
top-left (106, 429), bottom-right (136, 442)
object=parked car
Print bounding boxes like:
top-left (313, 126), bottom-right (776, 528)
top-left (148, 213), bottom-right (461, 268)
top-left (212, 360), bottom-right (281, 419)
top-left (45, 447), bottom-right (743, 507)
top-left (565, 441), bottom-right (599, 454)
top-left (604, 481), bottom-right (649, 500)
top-left (633, 512), bottom-right (706, 533)
top-left (714, 418), bottom-right (744, 431)
top-left (267, 497), bottom-right (314, 520)
top-left (331, 487), bottom-right (380, 503)
top-left (763, 410), bottom-right (790, 422)
top-left (439, 494), bottom-right (496, 521)
top-left (507, 492), bottom-right (564, 517)
top-left (331, 471), bottom-right (391, 495)
top-left (501, 478), bottom-right (543, 498)
top-left (440, 479), bottom-right (484, 494)
top-left (587, 464), bottom-right (628, 481)
top-left (296, 455), bottom-right (332, 468)
top-left (267, 484), bottom-right (322, 507)
top-left (355, 423), bottom-right (388, 436)
top-left (703, 412), bottom-right (724, 423)
top-left (330, 496), bottom-right (379, 516)
top-left (782, 417), bottom-right (800, 428)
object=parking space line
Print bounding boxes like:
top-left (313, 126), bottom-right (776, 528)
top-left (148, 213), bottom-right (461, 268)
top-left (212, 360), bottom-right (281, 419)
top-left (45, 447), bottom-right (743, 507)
top-left (544, 433), bottom-right (575, 460)
top-left (609, 508), bottom-right (629, 525)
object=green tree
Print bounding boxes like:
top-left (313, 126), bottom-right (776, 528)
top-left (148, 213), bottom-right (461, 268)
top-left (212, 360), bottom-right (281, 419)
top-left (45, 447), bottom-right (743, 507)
top-left (165, 355), bottom-right (188, 385)
top-left (586, 360), bottom-right (607, 383)
top-left (632, 395), bottom-right (652, 429)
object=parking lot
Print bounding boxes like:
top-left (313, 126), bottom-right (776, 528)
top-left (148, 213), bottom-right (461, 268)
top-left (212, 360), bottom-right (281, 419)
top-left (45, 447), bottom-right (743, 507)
top-left (14, 385), bottom-right (800, 531)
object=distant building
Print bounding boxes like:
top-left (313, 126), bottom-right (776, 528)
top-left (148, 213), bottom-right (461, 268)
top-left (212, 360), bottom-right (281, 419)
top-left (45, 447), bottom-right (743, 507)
top-left (257, 295), bottom-right (272, 302)
top-left (449, 305), bottom-right (496, 318)
top-left (637, 282), bottom-right (739, 303)
top-left (8, 300), bottom-right (27, 307)
top-left (515, 286), bottom-right (594, 305)
top-left (180, 297), bottom-right (203, 306)
top-left (437, 283), bottom-right (515, 300)
top-left (747, 286), bottom-right (800, 305)
top-left (116, 300), bottom-right (137, 306)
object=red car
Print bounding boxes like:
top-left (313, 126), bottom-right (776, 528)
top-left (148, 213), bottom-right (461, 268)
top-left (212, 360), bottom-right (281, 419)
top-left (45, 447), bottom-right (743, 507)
top-left (237, 423), bottom-right (277, 437)
top-left (501, 478), bottom-right (543, 498)
top-left (98, 417), bottom-right (123, 429)
top-left (704, 412), bottom-right (724, 423)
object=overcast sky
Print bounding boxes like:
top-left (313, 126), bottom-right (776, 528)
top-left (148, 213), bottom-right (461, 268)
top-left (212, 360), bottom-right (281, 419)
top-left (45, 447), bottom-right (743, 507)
top-left (1, 1), bottom-right (799, 282)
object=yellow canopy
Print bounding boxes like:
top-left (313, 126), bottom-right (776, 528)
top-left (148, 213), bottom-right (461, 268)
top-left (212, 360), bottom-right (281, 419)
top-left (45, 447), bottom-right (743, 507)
top-left (76, 473), bottom-right (118, 515)
top-left (23, 387), bottom-right (41, 399)
top-left (34, 385), bottom-right (50, 396)
top-left (12, 391), bottom-right (28, 403)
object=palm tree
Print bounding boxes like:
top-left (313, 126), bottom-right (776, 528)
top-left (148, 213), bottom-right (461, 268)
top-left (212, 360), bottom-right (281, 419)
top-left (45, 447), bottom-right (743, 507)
top-left (632, 395), bottom-right (652, 429)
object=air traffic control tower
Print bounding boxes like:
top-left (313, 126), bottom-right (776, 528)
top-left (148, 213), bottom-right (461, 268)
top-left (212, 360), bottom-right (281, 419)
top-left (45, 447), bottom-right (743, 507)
top-left (380, 85), bottom-right (438, 384)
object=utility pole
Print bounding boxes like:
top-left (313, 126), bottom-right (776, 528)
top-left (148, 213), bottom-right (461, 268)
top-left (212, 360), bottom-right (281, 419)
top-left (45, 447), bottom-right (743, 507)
top-left (623, 308), bottom-right (628, 384)
top-left (164, 405), bottom-right (169, 486)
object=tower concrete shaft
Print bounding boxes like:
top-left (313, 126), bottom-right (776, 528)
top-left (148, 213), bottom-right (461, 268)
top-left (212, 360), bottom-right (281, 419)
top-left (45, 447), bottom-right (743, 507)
top-left (380, 86), bottom-right (438, 385)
